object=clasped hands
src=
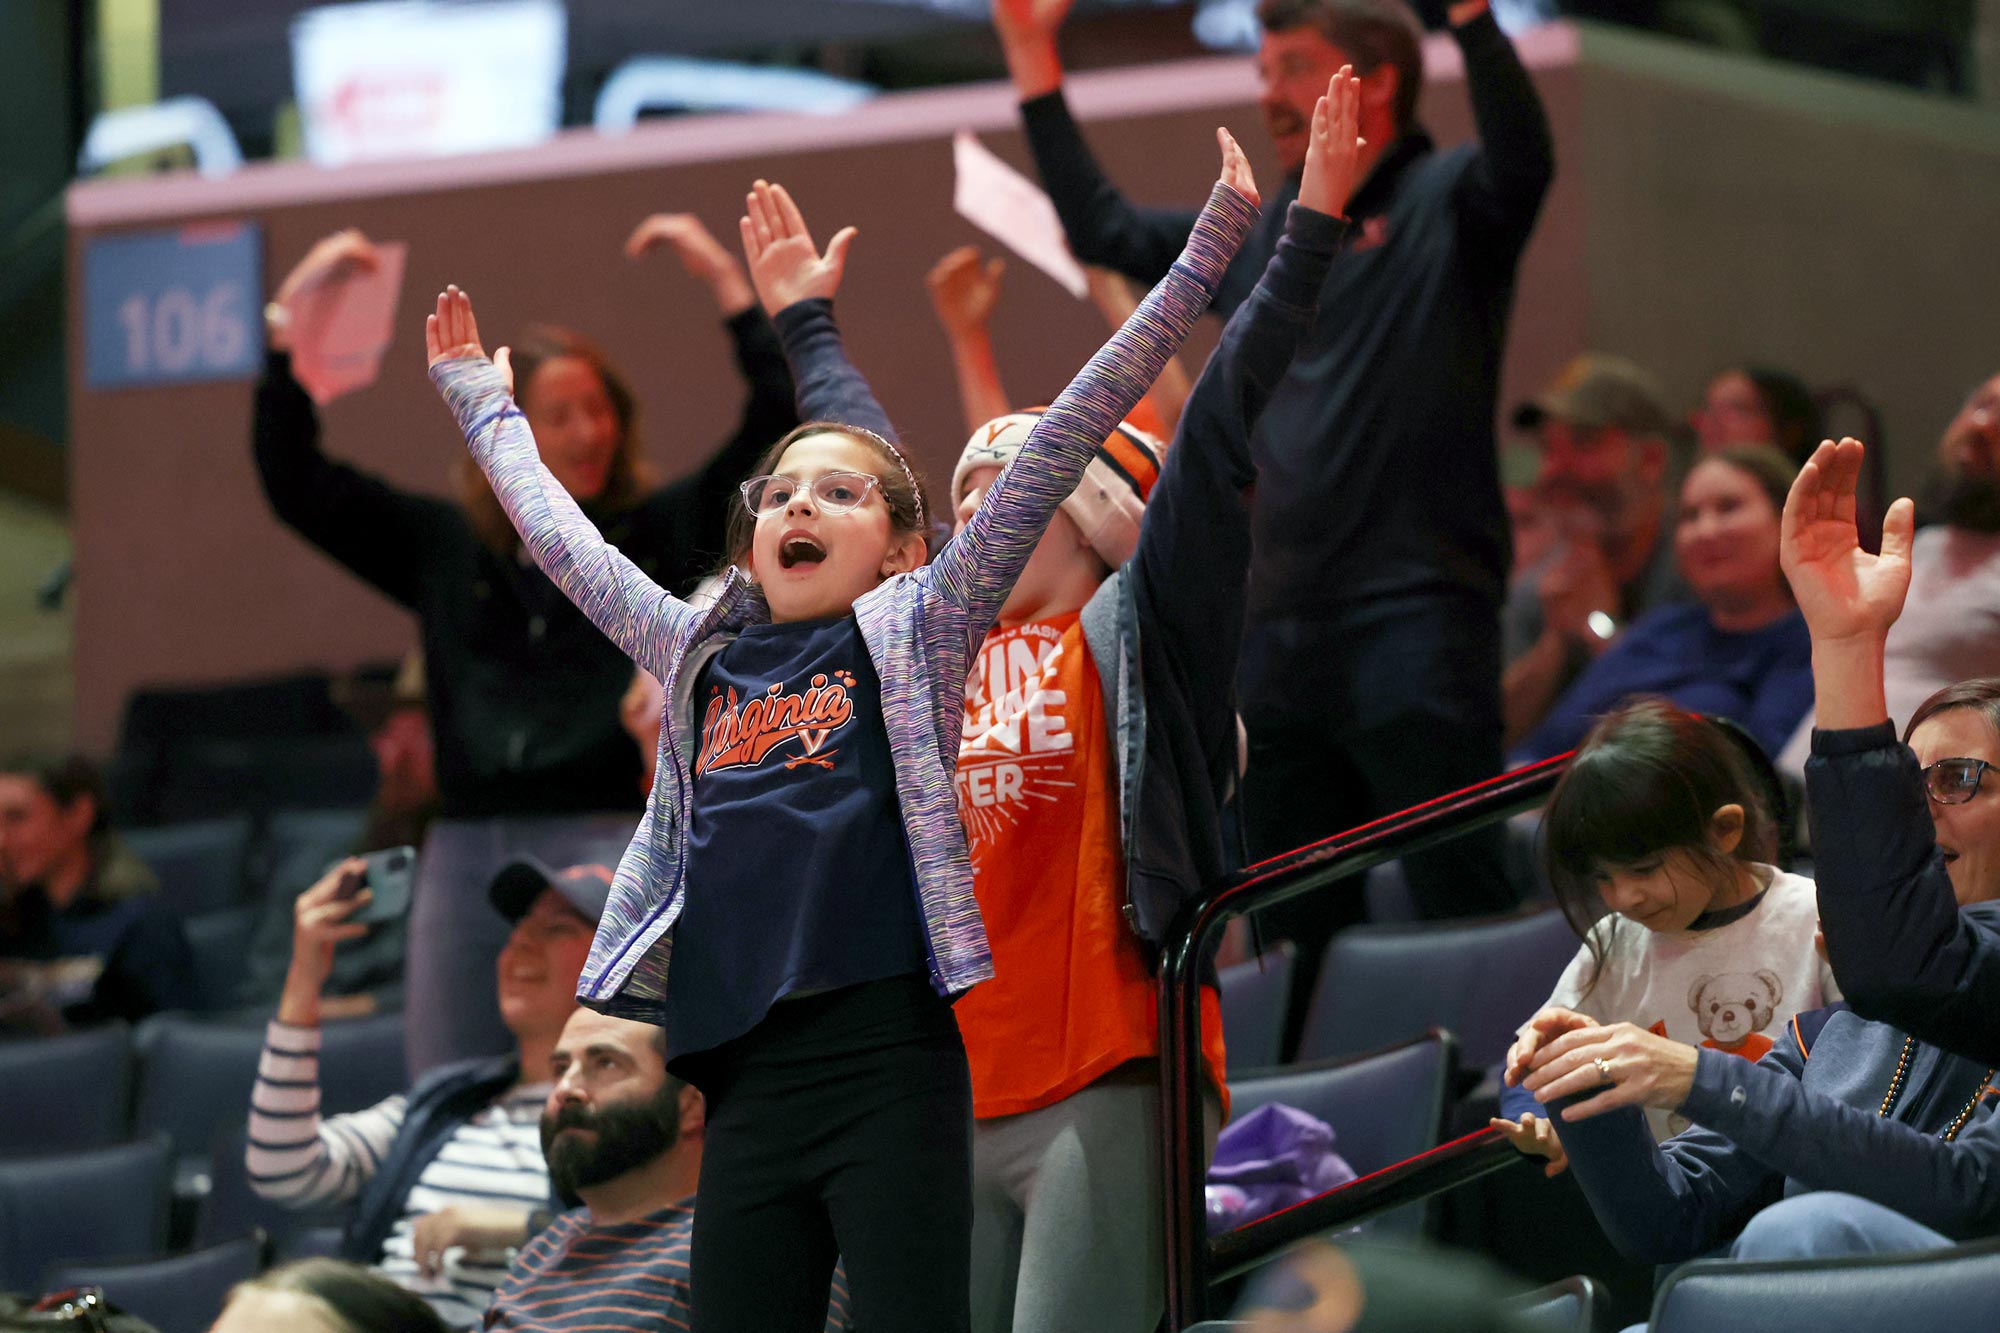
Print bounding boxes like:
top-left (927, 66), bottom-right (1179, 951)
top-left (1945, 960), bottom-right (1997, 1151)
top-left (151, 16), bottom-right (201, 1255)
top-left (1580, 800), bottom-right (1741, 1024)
top-left (1487, 1006), bottom-right (1700, 1177)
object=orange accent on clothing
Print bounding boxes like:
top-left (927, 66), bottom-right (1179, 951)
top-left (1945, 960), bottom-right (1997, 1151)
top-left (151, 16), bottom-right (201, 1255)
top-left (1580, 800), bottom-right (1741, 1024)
top-left (1792, 1014), bottom-right (1809, 1060)
top-left (954, 614), bottom-right (1227, 1118)
top-left (1122, 400), bottom-right (1170, 450)
top-left (1703, 1032), bottom-right (1775, 1063)
top-left (1648, 1020), bottom-right (1668, 1039)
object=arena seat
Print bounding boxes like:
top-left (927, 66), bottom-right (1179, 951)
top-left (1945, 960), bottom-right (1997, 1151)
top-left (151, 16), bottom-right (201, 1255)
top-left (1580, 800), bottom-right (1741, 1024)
top-left (1227, 1033), bottom-right (1455, 1237)
top-left (44, 1232), bottom-right (265, 1333)
top-left (0, 1022), bottom-right (133, 1156)
top-left (1295, 909), bottom-right (1577, 1072)
top-left (195, 1126), bottom-right (352, 1250)
top-left (0, 1136), bottom-right (173, 1290)
top-left (182, 905), bottom-right (260, 1012)
top-left (124, 816), bottom-right (255, 916)
top-left (1503, 1273), bottom-right (1606, 1331)
top-left (1217, 943), bottom-right (1295, 1072)
top-left (1649, 1236), bottom-right (2000, 1331)
top-left (137, 1011), bottom-right (405, 1193)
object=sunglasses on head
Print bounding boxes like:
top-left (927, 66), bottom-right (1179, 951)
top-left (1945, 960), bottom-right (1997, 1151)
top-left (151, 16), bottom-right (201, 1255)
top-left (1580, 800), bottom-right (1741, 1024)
top-left (1922, 757), bottom-right (1995, 805)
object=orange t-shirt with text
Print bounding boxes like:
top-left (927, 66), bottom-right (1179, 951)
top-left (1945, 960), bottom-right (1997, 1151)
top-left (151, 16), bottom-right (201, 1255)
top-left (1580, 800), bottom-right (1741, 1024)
top-left (954, 613), bottom-right (1227, 1119)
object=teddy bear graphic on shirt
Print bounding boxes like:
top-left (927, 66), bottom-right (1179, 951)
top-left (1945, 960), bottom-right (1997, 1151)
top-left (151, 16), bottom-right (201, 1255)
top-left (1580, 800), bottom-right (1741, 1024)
top-left (1687, 970), bottom-right (1783, 1063)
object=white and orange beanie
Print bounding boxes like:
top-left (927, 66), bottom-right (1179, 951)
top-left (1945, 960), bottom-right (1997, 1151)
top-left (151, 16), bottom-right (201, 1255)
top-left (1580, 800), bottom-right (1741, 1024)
top-left (950, 410), bottom-right (1166, 570)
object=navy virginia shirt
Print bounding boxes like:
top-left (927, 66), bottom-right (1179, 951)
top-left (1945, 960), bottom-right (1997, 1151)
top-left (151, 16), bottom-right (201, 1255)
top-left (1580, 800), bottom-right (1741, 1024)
top-left (666, 614), bottom-right (927, 1071)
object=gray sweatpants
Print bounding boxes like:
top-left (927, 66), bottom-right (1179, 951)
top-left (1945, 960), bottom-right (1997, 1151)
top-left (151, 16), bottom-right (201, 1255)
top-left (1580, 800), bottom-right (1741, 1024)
top-left (970, 1061), bottom-right (1221, 1333)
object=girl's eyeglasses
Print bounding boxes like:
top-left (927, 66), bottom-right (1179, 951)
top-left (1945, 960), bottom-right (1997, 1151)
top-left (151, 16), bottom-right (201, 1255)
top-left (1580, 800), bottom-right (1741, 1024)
top-left (738, 471), bottom-right (880, 517)
top-left (1922, 757), bottom-right (1995, 805)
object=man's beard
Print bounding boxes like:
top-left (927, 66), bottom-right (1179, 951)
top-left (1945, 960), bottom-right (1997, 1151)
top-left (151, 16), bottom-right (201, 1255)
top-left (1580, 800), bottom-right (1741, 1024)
top-left (1924, 469), bottom-right (2000, 533)
top-left (540, 1080), bottom-right (681, 1208)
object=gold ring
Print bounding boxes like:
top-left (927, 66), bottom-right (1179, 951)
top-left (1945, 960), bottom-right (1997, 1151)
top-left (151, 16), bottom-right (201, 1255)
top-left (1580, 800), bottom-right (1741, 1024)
top-left (1593, 1056), bottom-right (1613, 1083)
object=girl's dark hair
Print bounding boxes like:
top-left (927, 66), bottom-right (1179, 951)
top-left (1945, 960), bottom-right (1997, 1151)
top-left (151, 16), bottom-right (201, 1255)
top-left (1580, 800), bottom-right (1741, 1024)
top-left (232, 1258), bottom-right (449, 1333)
top-left (718, 420), bottom-right (934, 573)
top-left (0, 753), bottom-right (108, 841)
top-left (453, 326), bottom-right (653, 553)
top-left (1542, 699), bottom-right (1777, 993)
top-left (1905, 678), bottom-right (2000, 746)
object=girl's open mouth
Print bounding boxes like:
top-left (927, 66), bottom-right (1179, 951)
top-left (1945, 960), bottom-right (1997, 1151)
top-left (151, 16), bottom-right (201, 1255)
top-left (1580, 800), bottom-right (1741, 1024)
top-left (779, 536), bottom-right (827, 570)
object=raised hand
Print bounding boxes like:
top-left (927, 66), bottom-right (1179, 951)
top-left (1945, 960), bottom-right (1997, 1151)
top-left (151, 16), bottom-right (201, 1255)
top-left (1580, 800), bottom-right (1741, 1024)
top-left (424, 285), bottom-right (514, 394)
top-left (625, 212), bottom-right (756, 316)
top-left (926, 247), bottom-right (1006, 337)
top-left (1780, 437), bottom-right (1915, 644)
top-left (993, 0), bottom-right (1075, 43)
top-left (1216, 127), bottom-right (1260, 211)
top-left (738, 180), bottom-right (857, 317)
top-left (1298, 67), bottom-right (1366, 221)
top-left (270, 229), bottom-right (381, 352)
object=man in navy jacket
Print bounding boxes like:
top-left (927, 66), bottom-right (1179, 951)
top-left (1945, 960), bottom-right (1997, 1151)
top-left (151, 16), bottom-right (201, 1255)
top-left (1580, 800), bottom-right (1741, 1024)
top-left (994, 0), bottom-right (1554, 1048)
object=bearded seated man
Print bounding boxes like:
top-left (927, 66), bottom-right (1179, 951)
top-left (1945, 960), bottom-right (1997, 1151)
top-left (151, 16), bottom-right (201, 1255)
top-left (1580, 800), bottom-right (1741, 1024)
top-left (486, 1007), bottom-right (851, 1331)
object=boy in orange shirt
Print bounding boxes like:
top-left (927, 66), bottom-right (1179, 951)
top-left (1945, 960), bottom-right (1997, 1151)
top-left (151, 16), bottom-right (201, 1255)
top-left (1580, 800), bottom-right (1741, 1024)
top-left (945, 73), bottom-right (1366, 1332)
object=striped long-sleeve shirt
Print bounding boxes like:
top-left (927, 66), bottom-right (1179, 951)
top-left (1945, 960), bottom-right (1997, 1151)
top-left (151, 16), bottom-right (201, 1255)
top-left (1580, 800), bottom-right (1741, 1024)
top-left (429, 181), bottom-right (1258, 1026)
top-left (484, 1201), bottom-right (850, 1331)
top-left (247, 1021), bottom-right (552, 1328)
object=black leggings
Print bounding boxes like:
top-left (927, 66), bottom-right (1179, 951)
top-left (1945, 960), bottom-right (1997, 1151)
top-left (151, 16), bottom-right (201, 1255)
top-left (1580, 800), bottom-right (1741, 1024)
top-left (685, 975), bottom-right (973, 1332)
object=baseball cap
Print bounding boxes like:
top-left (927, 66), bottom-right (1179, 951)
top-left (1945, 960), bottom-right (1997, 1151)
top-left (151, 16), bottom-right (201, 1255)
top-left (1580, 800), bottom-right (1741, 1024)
top-left (1513, 355), bottom-right (1674, 439)
top-left (489, 857), bottom-right (614, 926)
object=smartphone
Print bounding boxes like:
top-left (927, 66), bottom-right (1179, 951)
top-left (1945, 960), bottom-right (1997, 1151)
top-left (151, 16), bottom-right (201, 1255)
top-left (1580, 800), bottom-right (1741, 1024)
top-left (351, 846), bottom-right (417, 924)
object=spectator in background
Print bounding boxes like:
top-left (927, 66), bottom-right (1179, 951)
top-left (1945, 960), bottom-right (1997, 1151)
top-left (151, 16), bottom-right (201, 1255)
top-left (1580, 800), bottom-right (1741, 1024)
top-left (487, 1008), bottom-right (851, 1331)
top-left (247, 859), bottom-right (607, 1327)
top-left (1502, 355), bottom-right (1686, 750)
top-left (0, 754), bottom-right (191, 1033)
top-left (924, 245), bottom-right (1193, 441)
top-left (995, 0), bottom-right (1554, 952)
top-left (236, 655), bottom-right (439, 1018)
top-left (213, 1259), bottom-right (449, 1333)
top-left (1692, 364), bottom-right (1822, 462)
top-left (1789, 437), bottom-right (2000, 1068)
top-left (255, 218), bottom-right (796, 1076)
top-left (1512, 446), bottom-right (1811, 765)
top-left (1778, 370), bottom-right (2000, 777)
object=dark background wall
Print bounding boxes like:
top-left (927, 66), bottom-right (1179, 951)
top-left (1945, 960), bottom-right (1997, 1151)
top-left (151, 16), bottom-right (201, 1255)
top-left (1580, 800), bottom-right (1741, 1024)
top-left (62, 23), bottom-right (2000, 753)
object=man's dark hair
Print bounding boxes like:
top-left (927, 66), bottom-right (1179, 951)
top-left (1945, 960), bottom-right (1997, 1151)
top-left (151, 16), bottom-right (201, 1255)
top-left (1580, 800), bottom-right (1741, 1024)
top-left (0, 753), bottom-right (110, 842)
top-left (1257, 0), bottom-right (1426, 133)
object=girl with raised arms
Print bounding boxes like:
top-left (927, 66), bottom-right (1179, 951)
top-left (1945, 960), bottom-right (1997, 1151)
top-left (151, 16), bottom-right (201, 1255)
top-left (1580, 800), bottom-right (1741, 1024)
top-left (420, 134), bottom-right (1258, 1329)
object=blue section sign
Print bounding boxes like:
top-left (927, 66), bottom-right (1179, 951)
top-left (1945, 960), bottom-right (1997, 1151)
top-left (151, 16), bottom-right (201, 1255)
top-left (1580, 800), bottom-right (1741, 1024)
top-left (83, 220), bottom-right (263, 390)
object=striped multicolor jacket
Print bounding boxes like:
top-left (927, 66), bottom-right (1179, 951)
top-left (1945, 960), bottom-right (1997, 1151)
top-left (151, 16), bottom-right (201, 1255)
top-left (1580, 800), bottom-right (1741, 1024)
top-left (429, 181), bottom-right (1256, 1021)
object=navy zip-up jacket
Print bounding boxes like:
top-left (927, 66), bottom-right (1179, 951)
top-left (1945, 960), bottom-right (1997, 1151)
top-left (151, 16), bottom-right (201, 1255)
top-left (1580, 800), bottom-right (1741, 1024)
top-left (1553, 916), bottom-right (2000, 1263)
top-left (1809, 721), bottom-right (2000, 1066)
top-left (1017, 13), bottom-right (1552, 723)
top-left (772, 201), bottom-right (1347, 944)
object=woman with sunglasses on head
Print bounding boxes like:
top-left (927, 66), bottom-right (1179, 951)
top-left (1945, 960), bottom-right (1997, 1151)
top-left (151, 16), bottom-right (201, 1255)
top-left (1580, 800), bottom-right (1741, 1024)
top-left (1783, 437), bottom-right (2000, 1065)
top-left (1497, 439), bottom-right (2000, 1282)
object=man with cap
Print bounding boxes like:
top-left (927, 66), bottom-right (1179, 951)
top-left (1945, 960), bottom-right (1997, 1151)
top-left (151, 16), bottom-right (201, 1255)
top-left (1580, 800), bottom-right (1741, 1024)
top-left (245, 856), bottom-right (608, 1328)
top-left (1501, 354), bottom-right (1689, 750)
top-left (996, 0), bottom-right (1553, 1014)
